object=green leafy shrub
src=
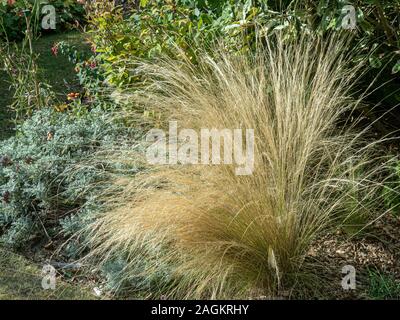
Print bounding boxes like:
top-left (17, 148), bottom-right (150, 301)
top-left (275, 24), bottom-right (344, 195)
top-left (0, 0), bottom-right (85, 41)
top-left (89, 0), bottom-right (400, 135)
top-left (88, 0), bottom-right (305, 87)
top-left (302, 0), bottom-right (400, 136)
top-left (56, 40), bottom-right (105, 98)
top-left (89, 0), bottom-right (226, 87)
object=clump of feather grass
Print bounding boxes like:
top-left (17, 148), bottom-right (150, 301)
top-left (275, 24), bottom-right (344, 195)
top-left (85, 32), bottom-right (394, 299)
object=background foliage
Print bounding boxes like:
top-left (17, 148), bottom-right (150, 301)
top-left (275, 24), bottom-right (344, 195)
top-left (88, 0), bottom-right (399, 135)
top-left (0, 0), bottom-right (85, 41)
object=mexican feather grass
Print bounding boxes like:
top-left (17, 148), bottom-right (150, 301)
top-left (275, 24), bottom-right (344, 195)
top-left (85, 33), bottom-right (391, 298)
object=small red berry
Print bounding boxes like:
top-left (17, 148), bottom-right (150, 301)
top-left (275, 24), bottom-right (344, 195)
top-left (51, 44), bottom-right (59, 56)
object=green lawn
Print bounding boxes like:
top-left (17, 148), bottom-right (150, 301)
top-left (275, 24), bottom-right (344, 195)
top-left (0, 72), bottom-right (13, 140)
top-left (0, 30), bottom-right (89, 140)
top-left (0, 248), bottom-right (95, 300)
top-left (35, 31), bottom-right (90, 98)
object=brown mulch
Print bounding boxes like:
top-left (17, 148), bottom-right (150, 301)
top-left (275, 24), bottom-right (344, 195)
top-left (304, 213), bottom-right (400, 299)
